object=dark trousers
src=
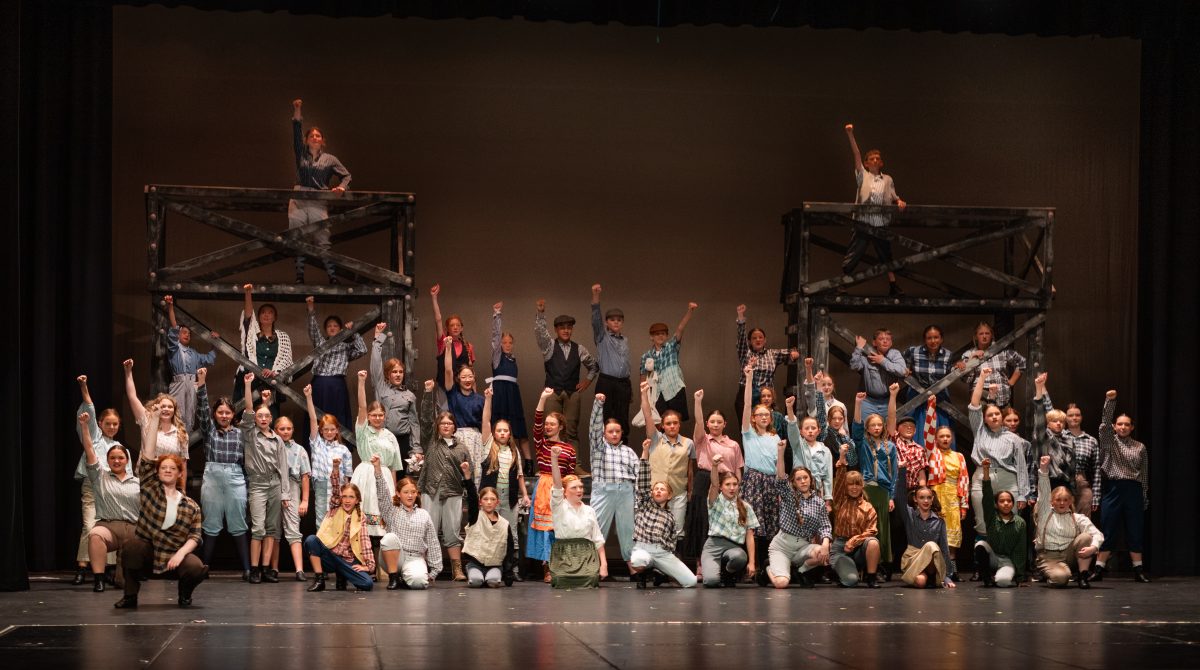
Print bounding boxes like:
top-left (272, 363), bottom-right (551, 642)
top-left (304, 535), bottom-right (374, 590)
top-left (595, 374), bottom-right (632, 442)
top-left (843, 229), bottom-right (894, 275)
top-left (1100, 480), bottom-right (1145, 553)
top-left (655, 387), bottom-right (689, 422)
top-left (122, 536), bottom-right (206, 597)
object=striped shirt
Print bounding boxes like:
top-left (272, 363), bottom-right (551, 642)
top-left (196, 385), bottom-right (243, 465)
top-left (640, 336), bottom-right (685, 401)
top-left (86, 462), bottom-right (140, 523)
top-left (308, 312), bottom-right (366, 377)
top-left (74, 401), bottom-right (125, 481)
top-left (134, 458), bottom-right (203, 573)
top-left (588, 399), bottom-right (638, 484)
top-left (706, 494), bottom-right (759, 544)
top-left (633, 460), bottom-right (677, 551)
top-left (774, 477), bottom-right (832, 541)
top-left (1095, 397), bottom-right (1149, 509)
top-left (309, 436), bottom-right (352, 482)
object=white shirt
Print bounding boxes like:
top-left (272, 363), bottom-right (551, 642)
top-left (550, 487), bottom-right (604, 546)
top-left (161, 489), bottom-right (182, 530)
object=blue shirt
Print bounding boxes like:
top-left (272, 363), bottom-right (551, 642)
top-left (591, 303), bottom-right (631, 378)
top-left (742, 429), bottom-right (780, 476)
top-left (167, 326), bottom-right (216, 375)
top-left (847, 421), bottom-right (899, 497)
top-left (446, 386), bottom-right (484, 431)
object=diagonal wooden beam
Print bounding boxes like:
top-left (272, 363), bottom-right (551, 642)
top-left (157, 202), bottom-right (396, 280)
top-left (165, 201), bottom-right (411, 287)
top-left (808, 233), bottom-right (981, 298)
top-left (805, 219), bottom-right (1038, 295)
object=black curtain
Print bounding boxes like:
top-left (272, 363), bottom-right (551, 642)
top-left (1139, 10), bottom-right (1200, 576)
top-left (6, 0), bottom-right (114, 590)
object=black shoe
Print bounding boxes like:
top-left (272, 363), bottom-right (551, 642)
top-left (113, 595), bottom-right (138, 609)
top-left (307, 573), bottom-right (327, 592)
top-left (511, 568), bottom-right (524, 583)
top-left (948, 572), bottom-right (960, 583)
top-left (889, 282), bottom-right (905, 298)
top-left (387, 573), bottom-right (402, 590)
top-left (1134, 566), bottom-right (1151, 583)
top-left (973, 546), bottom-right (995, 587)
top-left (248, 567), bottom-right (262, 584)
top-left (1077, 570), bottom-right (1091, 589)
top-left (865, 572), bottom-right (880, 589)
top-left (295, 571), bottom-right (306, 582)
top-left (1090, 564), bottom-right (1106, 582)
top-left (242, 570), bottom-right (251, 582)
top-left (797, 570), bottom-right (815, 589)
top-left (820, 570), bottom-right (833, 584)
top-left (652, 570), bottom-right (668, 587)
top-left (92, 573), bottom-right (105, 593)
top-left (969, 570), bottom-right (982, 582)
top-left (262, 569), bottom-right (279, 584)
top-left (178, 579), bottom-right (198, 607)
top-left (634, 572), bottom-right (647, 589)
top-left (104, 566), bottom-right (118, 586)
top-left (879, 567), bottom-right (892, 583)
top-left (72, 567), bottom-right (87, 585)
top-left (720, 569), bottom-right (740, 588)
top-left (335, 574), bottom-right (347, 591)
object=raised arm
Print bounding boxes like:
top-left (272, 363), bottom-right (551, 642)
top-left (845, 123), bottom-right (863, 172)
top-left (370, 322), bottom-right (387, 388)
top-left (970, 366), bottom-right (992, 408)
top-left (303, 384), bottom-right (319, 439)
top-left (675, 302), bottom-right (697, 341)
top-left (122, 359), bottom-right (147, 425)
top-left (306, 296), bottom-right (323, 347)
top-left (491, 303), bottom-right (503, 371)
top-left (693, 389), bottom-right (706, 445)
top-left (356, 369), bottom-right (369, 426)
top-left (639, 380), bottom-right (656, 441)
top-left (78, 413), bottom-right (99, 467)
top-left (735, 305), bottom-right (749, 365)
top-left (533, 300), bottom-right (553, 360)
top-left (430, 284), bottom-right (446, 341)
top-left (590, 284), bottom-right (604, 345)
top-left (242, 283), bottom-right (255, 321)
top-left (481, 386), bottom-right (494, 444)
top-left (550, 445), bottom-right (565, 490)
top-left (708, 453), bottom-right (724, 503)
top-left (442, 336), bottom-right (455, 390)
top-left (75, 375), bottom-right (100, 441)
top-left (589, 394), bottom-right (606, 468)
top-left (886, 383), bottom-right (900, 437)
top-left (741, 365), bottom-right (754, 431)
top-left (165, 294), bottom-right (179, 329)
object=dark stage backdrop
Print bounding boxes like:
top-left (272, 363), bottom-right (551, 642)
top-left (26, 2), bottom-right (1199, 583)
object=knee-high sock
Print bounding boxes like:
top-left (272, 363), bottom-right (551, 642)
top-left (199, 533), bottom-right (220, 566)
top-left (234, 533), bottom-right (251, 572)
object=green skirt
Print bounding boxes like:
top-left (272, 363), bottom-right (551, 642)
top-left (864, 484), bottom-right (892, 563)
top-left (549, 537), bottom-right (600, 589)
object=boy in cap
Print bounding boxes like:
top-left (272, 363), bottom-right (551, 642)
top-left (591, 283), bottom-right (632, 441)
top-left (535, 298), bottom-right (600, 472)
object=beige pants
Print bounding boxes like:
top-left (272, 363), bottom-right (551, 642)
top-left (1037, 532), bottom-right (1092, 586)
top-left (77, 480), bottom-right (117, 565)
top-left (900, 541), bottom-right (946, 586)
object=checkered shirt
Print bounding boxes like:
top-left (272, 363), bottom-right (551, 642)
top-left (961, 348), bottom-right (1027, 407)
top-left (310, 436), bottom-right (353, 481)
top-left (589, 399), bottom-right (639, 484)
top-left (706, 493), bottom-right (759, 544)
top-left (633, 460), bottom-right (678, 550)
top-left (196, 385), bottom-right (243, 465)
top-left (309, 312), bottom-right (367, 376)
top-left (134, 458), bottom-right (203, 574)
top-left (640, 336), bottom-right (686, 401)
top-left (373, 470), bottom-right (443, 574)
top-left (736, 320), bottom-right (792, 388)
top-left (774, 477), bottom-right (832, 541)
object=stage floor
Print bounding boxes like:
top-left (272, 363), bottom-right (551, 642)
top-left (2, 573), bottom-right (1198, 669)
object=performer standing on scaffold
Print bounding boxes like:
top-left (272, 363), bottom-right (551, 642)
top-left (290, 98), bottom-right (351, 285)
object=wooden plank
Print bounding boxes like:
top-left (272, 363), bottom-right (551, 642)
top-left (165, 201), bottom-right (412, 287)
top-left (807, 294), bottom-right (1047, 313)
top-left (800, 202), bottom-right (1054, 221)
top-left (149, 281), bottom-right (410, 302)
top-left (148, 184), bottom-right (415, 204)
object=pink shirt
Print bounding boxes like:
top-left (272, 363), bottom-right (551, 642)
top-left (696, 433), bottom-right (744, 476)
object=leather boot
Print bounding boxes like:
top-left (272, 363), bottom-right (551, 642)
top-left (387, 572), bottom-right (402, 590)
top-left (307, 573), bottom-right (327, 592)
top-left (451, 559), bottom-right (467, 582)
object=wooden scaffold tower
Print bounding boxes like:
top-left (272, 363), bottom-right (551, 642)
top-left (780, 202), bottom-right (1054, 442)
top-left (144, 185), bottom-right (417, 446)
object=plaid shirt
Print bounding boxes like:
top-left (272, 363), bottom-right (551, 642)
top-left (1095, 397), bottom-right (1149, 509)
top-left (960, 348), bottom-right (1026, 408)
top-left (640, 336), bottom-right (685, 401)
top-left (196, 385), bottom-right (243, 465)
top-left (373, 471), bottom-right (442, 573)
top-left (633, 460), bottom-right (678, 550)
top-left (774, 477), bottom-right (832, 541)
top-left (134, 458), bottom-right (203, 574)
top-left (309, 312), bottom-right (367, 377)
top-left (284, 441), bottom-right (311, 481)
top-left (310, 436), bottom-right (353, 481)
top-left (902, 345), bottom-right (953, 398)
top-left (736, 320), bottom-right (792, 389)
top-left (589, 399), bottom-right (638, 484)
top-left (893, 436), bottom-right (926, 489)
top-left (1066, 430), bottom-right (1099, 487)
top-left (707, 493), bottom-right (759, 544)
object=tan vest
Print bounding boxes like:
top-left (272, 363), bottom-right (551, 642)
top-left (650, 435), bottom-right (691, 497)
top-left (462, 512), bottom-right (510, 566)
top-left (316, 507), bottom-right (367, 565)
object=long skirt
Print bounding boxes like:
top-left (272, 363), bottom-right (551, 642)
top-left (741, 468), bottom-right (779, 539)
top-left (864, 484), bottom-right (892, 563)
top-left (933, 481), bottom-right (964, 548)
top-left (681, 468), bottom-right (713, 557)
top-left (900, 542), bottom-right (947, 586)
top-left (312, 374), bottom-right (352, 433)
top-left (550, 537), bottom-right (600, 589)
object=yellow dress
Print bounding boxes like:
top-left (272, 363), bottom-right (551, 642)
top-left (931, 450), bottom-right (968, 548)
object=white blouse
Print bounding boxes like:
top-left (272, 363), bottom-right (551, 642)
top-left (550, 487), bottom-right (604, 547)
